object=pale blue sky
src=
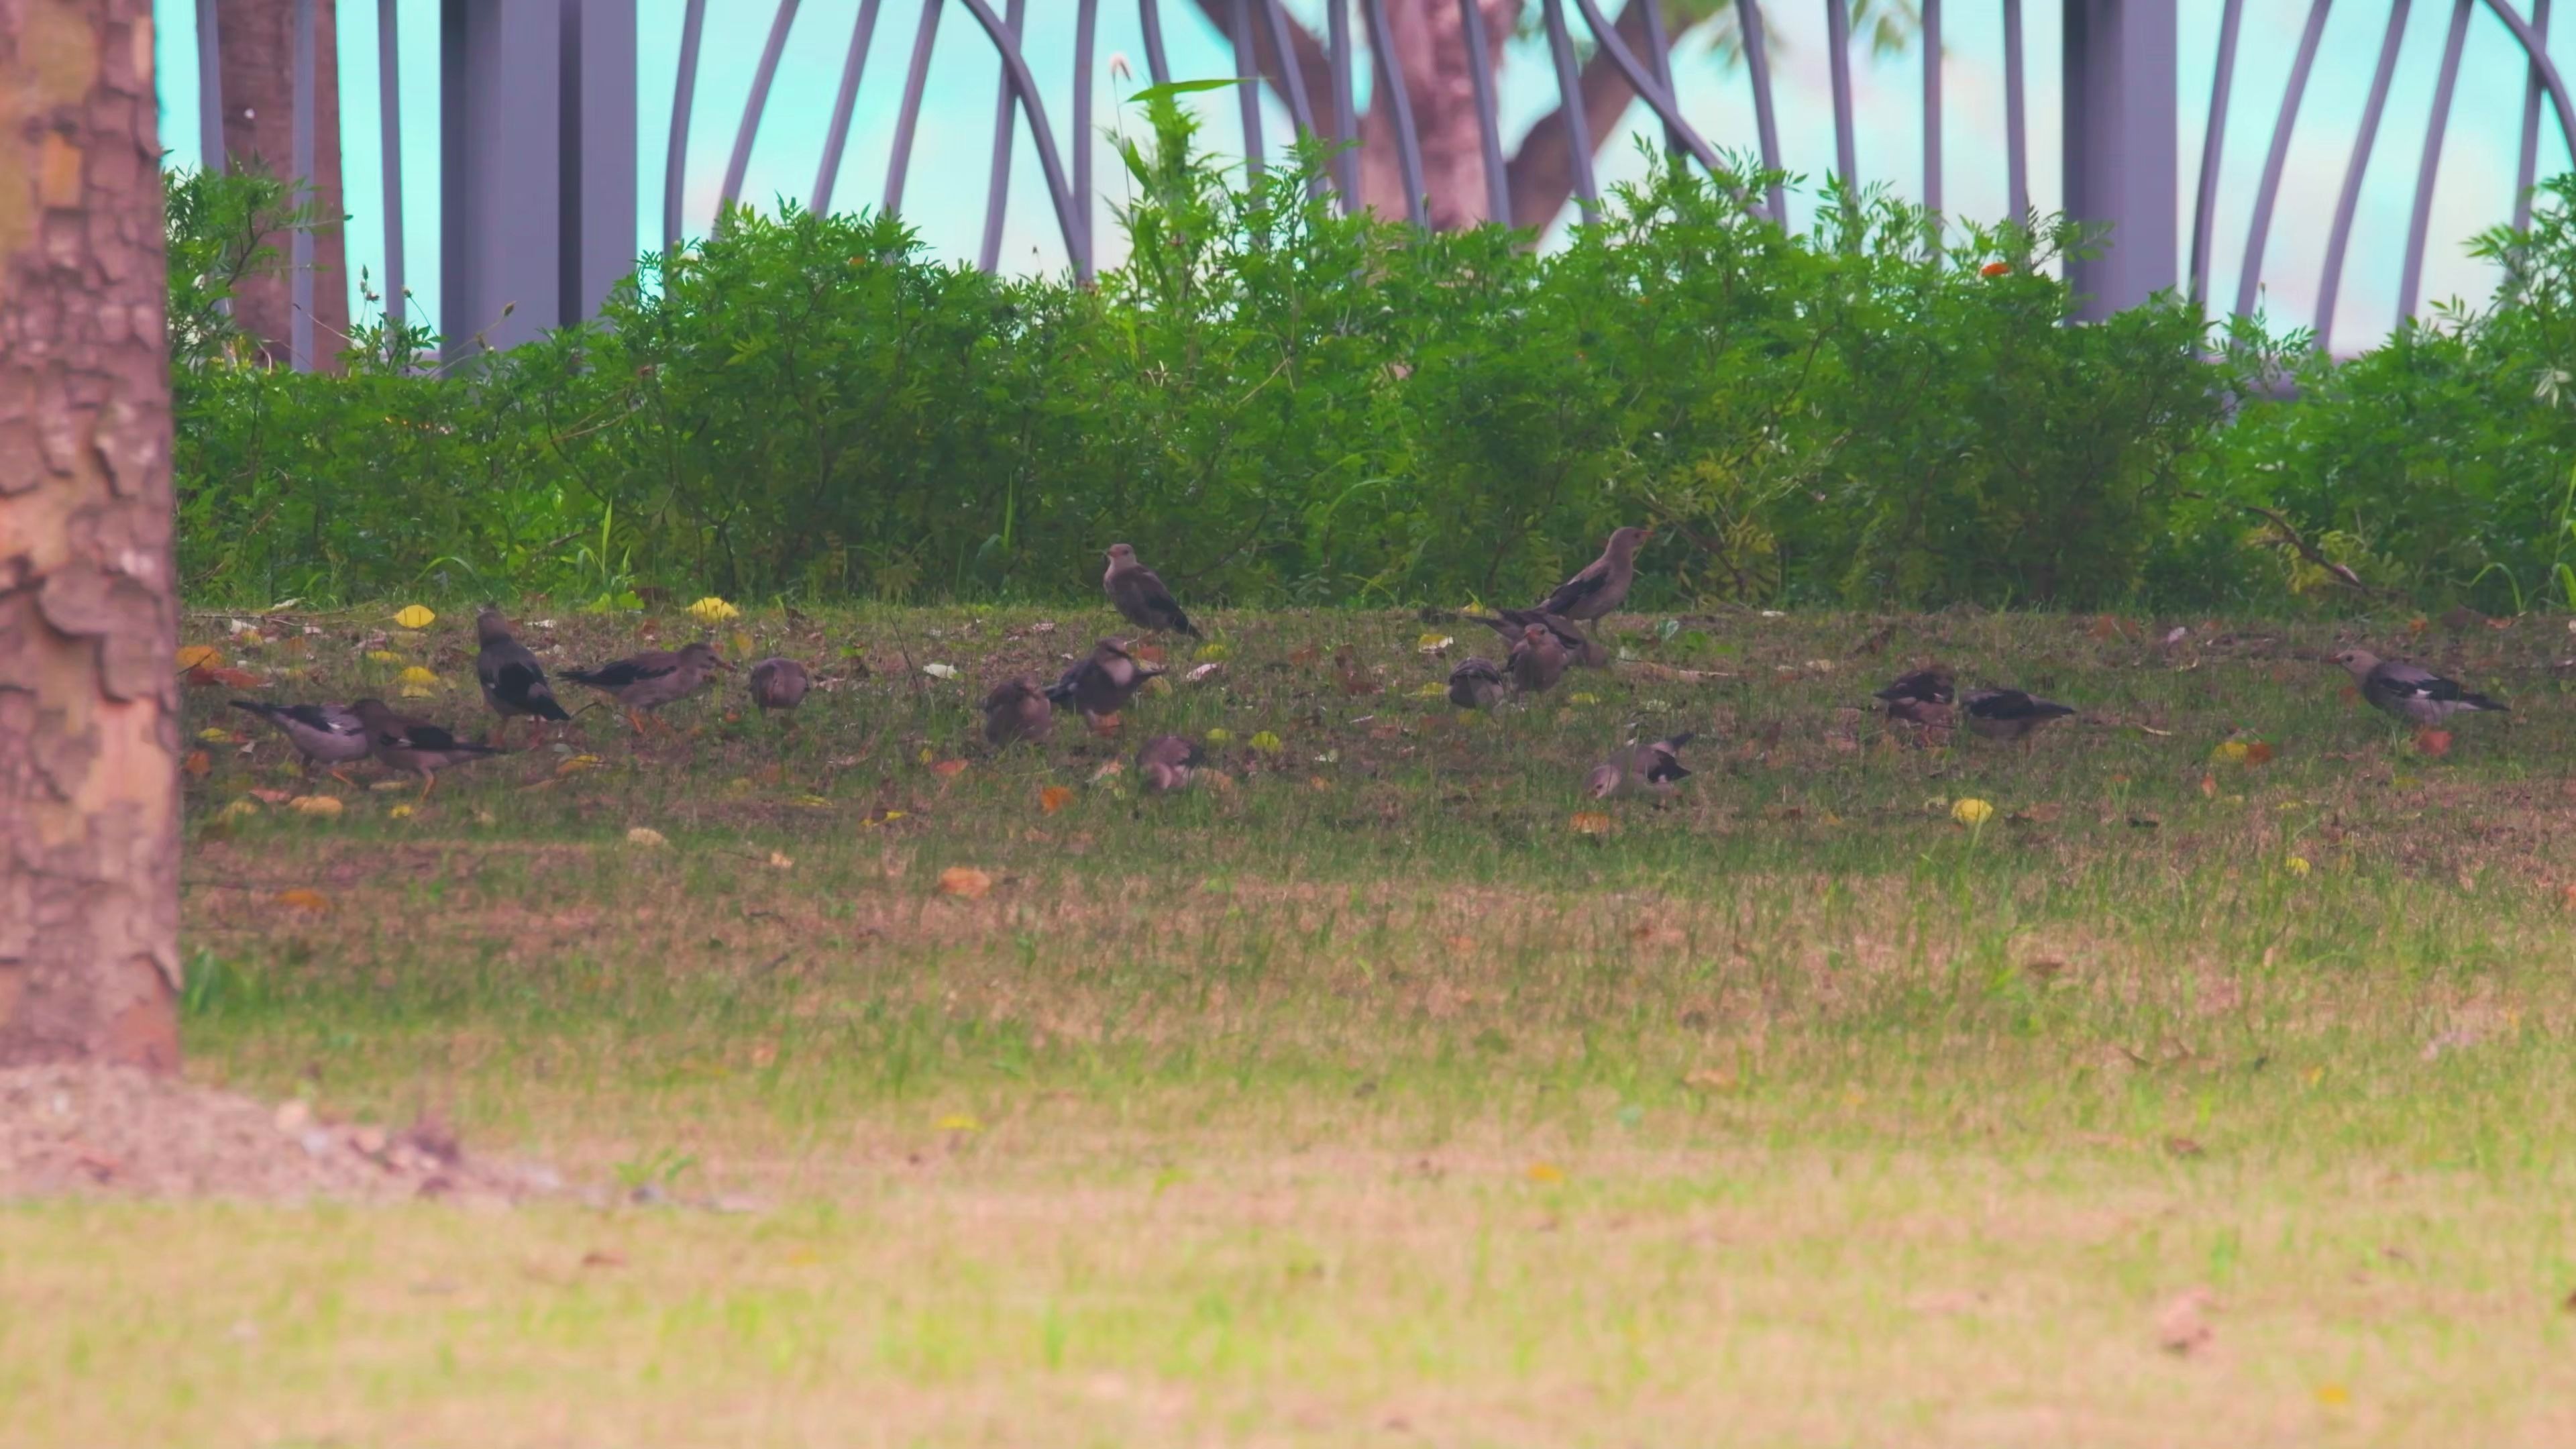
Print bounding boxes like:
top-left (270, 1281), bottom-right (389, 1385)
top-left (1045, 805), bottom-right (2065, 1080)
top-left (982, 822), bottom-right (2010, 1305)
top-left (154, 1), bottom-right (2575, 347)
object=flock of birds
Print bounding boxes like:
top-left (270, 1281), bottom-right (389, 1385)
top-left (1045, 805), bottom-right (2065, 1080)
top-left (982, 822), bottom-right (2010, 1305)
top-left (224, 527), bottom-right (2514, 806)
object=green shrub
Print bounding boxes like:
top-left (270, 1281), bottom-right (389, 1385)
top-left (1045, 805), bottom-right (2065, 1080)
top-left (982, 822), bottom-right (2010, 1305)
top-left (164, 104), bottom-right (2314, 612)
top-left (2193, 176), bottom-right (2576, 613)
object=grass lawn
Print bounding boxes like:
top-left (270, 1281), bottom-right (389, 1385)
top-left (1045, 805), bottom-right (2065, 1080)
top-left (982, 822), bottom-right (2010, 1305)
top-left (9, 601), bottom-right (2576, 1446)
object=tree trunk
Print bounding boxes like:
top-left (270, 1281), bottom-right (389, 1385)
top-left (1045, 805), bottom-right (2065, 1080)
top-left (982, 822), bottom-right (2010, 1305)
top-left (217, 0), bottom-right (347, 370)
top-left (0, 0), bottom-right (184, 1071)
top-left (1357, 0), bottom-right (1514, 229)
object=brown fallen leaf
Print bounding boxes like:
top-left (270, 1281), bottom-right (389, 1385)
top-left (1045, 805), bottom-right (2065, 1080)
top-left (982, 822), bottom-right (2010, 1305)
top-left (182, 749), bottom-right (211, 779)
top-left (1569, 811), bottom-right (1613, 836)
top-left (175, 644), bottom-right (225, 672)
top-left (2243, 739), bottom-right (2276, 765)
top-left (928, 758), bottom-right (968, 779)
top-left (2414, 728), bottom-right (2453, 759)
top-left (205, 666), bottom-right (265, 689)
top-left (1130, 642), bottom-right (1166, 665)
top-left (2199, 773), bottom-right (2218, 799)
top-left (2023, 959), bottom-right (2070, 983)
top-left (274, 888), bottom-right (333, 913)
top-left (1287, 643), bottom-right (1321, 667)
top-left (1682, 1067), bottom-right (1736, 1092)
top-left (2163, 1135), bottom-right (2205, 1159)
top-left (579, 1250), bottom-right (626, 1270)
top-left (936, 866), bottom-right (994, 900)
top-left (1037, 785), bottom-right (1075, 816)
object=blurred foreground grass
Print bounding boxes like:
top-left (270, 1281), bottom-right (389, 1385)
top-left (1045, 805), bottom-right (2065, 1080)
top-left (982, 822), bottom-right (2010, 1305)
top-left (7, 602), bottom-right (2576, 1446)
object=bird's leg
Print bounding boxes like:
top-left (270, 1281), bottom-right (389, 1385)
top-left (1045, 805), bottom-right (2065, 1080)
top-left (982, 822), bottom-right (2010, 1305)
top-left (417, 771), bottom-right (438, 804)
top-left (328, 767), bottom-right (360, 788)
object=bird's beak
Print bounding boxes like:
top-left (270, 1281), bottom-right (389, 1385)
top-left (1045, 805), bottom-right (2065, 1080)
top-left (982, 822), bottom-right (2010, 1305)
top-left (714, 656), bottom-right (737, 672)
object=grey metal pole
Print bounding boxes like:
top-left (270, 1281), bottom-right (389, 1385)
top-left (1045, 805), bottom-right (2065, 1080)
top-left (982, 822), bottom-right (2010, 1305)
top-left (379, 0), bottom-right (404, 328)
top-left (2314, 0), bottom-right (2414, 354)
top-left (884, 0), bottom-right (944, 216)
top-left (980, 0), bottom-right (1025, 270)
top-left (812, 0), bottom-right (884, 215)
top-left (1737, 0), bottom-right (1786, 220)
top-left (2518, 0), bottom-right (2556, 231)
top-left (2187, 0), bottom-right (2243, 305)
top-left (1540, 0), bottom-right (1596, 225)
top-left (664, 0), bottom-right (706, 251)
top-left (2400, 0), bottom-right (2474, 323)
top-left (2002, 0), bottom-right (2028, 218)
top-left (1922, 0), bottom-right (1942, 221)
top-left (197, 0), bottom-right (226, 174)
top-left (722, 0), bottom-right (804, 212)
top-left (1459, 0), bottom-right (1510, 223)
top-left (2061, 0), bottom-right (2179, 319)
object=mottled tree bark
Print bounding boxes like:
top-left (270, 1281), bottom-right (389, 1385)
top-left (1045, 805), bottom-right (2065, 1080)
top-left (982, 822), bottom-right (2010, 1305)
top-left (0, 0), bottom-right (184, 1071)
top-left (1191, 0), bottom-right (1690, 233)
top-left (216, 0), bottom-right (346, 370)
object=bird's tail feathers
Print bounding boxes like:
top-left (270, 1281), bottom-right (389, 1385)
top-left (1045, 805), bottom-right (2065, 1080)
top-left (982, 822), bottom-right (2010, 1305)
top-left (2463, 693), bottom-right (2508, 712)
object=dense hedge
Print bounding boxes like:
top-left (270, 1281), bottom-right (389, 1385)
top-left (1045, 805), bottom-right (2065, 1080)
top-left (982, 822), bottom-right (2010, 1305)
top-left (170, 97), bottom-right (2576, 614)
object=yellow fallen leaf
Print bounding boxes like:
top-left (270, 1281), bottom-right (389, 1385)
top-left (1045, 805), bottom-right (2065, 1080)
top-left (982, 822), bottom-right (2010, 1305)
top-left (175, 644), bottom-right (224, 672)
top-left (215, 798), bottom-right (260, 823)
top-left (392, 604), bottom-right (437, 629)
top-left (1567, 692), bottom-right (1601, 705)
top-left (388, 804), bottom-right (415, 820)
top-left (2211, 739), bottom-right (2250, 763)
top-left (1249, 731), bottom-right (1284, 755)
top-left (288, 795), bottom-right (343, 817)
top-left (731, 629), bottom-right (755, 659)
top-left (936, 1114), bottom-right (983, 1133)
top-left (936, 866), bottom-right (993, 899)
top-left (370, 780), bottom-right (412, 792)
top-left (1950, 798), bottom-right (1994, 826)
top-left (555, 753), bottom-right (602, 776)
top-left (1417, 633), bottom-right (1453, 653)
top-left (1194, 642), bottom-right (1231, 662)
top-left (863, 806), bottom-right (906, 825)
top-left (2284, 855), bottom-right (2312, 877)
top-left (766, 851), bottom-right (795, 869)
top-left (1203, 728), bottom-right (1233, 745)
top-left (197, 727), bottom-right (235, 743)
top-left (398, 665), bottom-right (439, 686)
top-left (274, 888), bottom-right (333, 913)
top-left (688, 596), bottom-right (740, 623)
top-left (1038, 785), bottom-right (1075, 815)
top-left (625, 826), bottom-right (668, 847)
top-left (2315, 1383), bottom-right (2351, 1408)
top-left (1525, 1161), bottom-right (1566, 1183)
top-left (366, 649), bottom-right (404, 663)
top-left (1144, 675), bottom-right (1173, 695)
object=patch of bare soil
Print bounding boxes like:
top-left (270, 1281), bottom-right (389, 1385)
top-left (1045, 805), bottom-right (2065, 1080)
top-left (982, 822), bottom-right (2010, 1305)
top-left (0, 1065), bottom-right (557, 1204)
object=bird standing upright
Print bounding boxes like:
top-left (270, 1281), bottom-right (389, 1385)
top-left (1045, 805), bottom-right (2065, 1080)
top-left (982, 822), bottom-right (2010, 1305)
top-left (1103, 544), bottom-right (1201, 638)
top-left (1507, 623), bottom-right (1570, 697)
top-left (230, 700), bottom-right (372, 784)
top-left (2331, 649), bottom-right (2508, 726)
top-left (563, 641), bottom-right (732, 735)
top-left (474, 606), bottom-right (571, 749)
top-left (747, 657), bottom-right (812, 717)
top-left (350, 698), bottom-right (504, 802)
top-left (1587, 733), bottom-right (1695, 800)
top-left (982, 676), bottom-right (1055, 747)
top-left (1532, 526), bottom-right (1651, 623)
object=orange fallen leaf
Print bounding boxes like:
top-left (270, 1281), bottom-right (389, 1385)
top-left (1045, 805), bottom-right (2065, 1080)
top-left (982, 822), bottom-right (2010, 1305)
top-left (2198, 773), bottom-right (2218, 799)
top-left (1037, 785), bottom-right (1075, 815)
top-left (1287, 643), bottom-right (1320, 667)
top-left (274, 888), bottom-right (333, 913)
top-left (2414, 729), bottom-right (2453, 759)
top-left (1525, 1161), bottom-right (1566, 1183)
top-left (248, 788), bottom-right (292, 804)
top-left (1570, 811), bottom-right (1614, 836)
top-left (936, 866), bottom-right (993, 899)
top-left (182, 749), bottom-right (211, 779)
top-left (205, 666), bottom-right (265, 689)
top-left (174, 645), bottom-right (224, 672)
top-left (2243, 739), bottom-right (2275, 765)
top-left (1085, 712), bottom-right (1122, 738)
top-left (1130, 643), bottom-right (1166, 665)
top-left (928, 758), bottom-right (969, 779)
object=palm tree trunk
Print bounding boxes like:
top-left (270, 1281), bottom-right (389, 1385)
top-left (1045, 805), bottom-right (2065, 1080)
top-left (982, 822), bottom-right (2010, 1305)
top-left (0, 0), bottom-right (184, 1070)
top-left (217, 0), bottom-right (349, 370)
